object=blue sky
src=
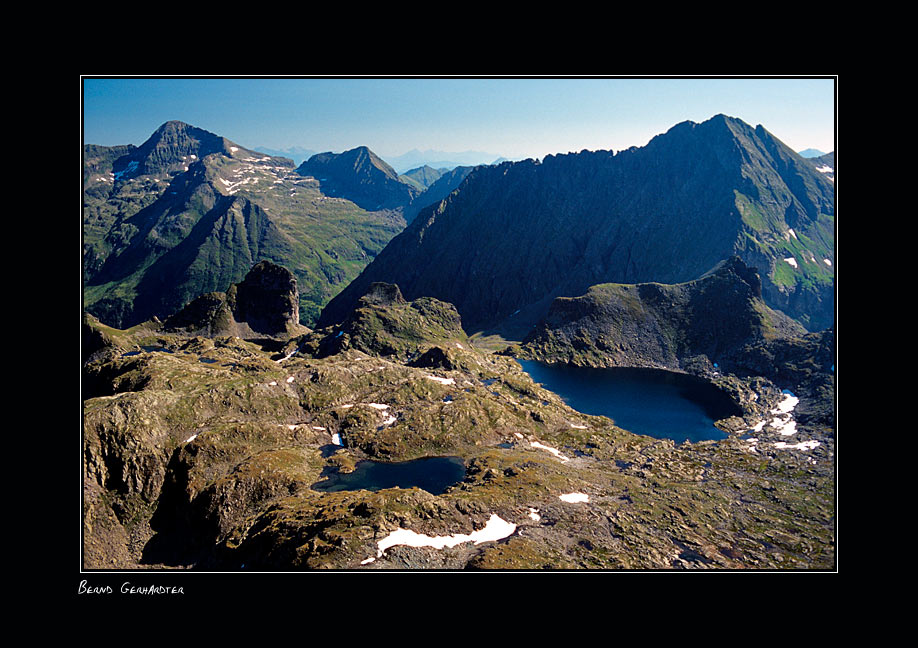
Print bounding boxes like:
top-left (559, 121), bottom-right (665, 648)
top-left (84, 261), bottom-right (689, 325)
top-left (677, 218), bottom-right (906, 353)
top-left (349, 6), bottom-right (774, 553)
top-left (82, 77), bottom-right (836, 161)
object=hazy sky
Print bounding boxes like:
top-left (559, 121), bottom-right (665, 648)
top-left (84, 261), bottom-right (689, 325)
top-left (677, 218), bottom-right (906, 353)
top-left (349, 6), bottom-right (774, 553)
top-left (82, 76), bottom-right (836, 161)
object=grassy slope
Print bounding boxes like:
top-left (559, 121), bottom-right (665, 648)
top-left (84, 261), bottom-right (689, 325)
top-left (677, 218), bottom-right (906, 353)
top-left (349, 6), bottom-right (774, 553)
top-left (84, 153), bottom-right (405, 327)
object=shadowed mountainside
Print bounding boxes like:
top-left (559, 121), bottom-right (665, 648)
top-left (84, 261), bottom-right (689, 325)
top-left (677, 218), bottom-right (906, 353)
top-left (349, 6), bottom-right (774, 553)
top-left (319, 115), bottom-right (835, 335)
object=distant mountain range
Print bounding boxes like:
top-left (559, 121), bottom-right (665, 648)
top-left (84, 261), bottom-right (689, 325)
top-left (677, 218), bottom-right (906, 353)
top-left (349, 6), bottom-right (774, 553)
top-left (295, 146), bottom-right (421, 212)
top-left (253, 146), bottom-right (317, 166)
top-left (399, 165), bottom-right (450, 191)
top-left (798, 148), bottom-right (827, 158)
top-left (382, 149), bottom-right (507, 174)
top-left (320, 114), bottom-right (835, 335)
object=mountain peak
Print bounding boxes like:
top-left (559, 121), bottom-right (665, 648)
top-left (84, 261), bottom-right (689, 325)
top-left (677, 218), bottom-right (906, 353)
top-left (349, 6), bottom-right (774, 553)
top-left (296, 146), bottom-right (418, 210)
top-left (320, 114), bottom-right (834, 333)
top-left (146, 120), bottom-right (223, 148)
top-left (153, 119), bottom-right (195, 133)
top-left (114, 120), bottom-right (240, 178)
top-left (653, 113), bottom-right (753, 147)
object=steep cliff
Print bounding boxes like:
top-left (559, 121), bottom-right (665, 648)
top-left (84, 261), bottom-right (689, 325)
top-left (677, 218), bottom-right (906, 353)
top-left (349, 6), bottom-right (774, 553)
top-left (163, 261), bottom-right (306, 339)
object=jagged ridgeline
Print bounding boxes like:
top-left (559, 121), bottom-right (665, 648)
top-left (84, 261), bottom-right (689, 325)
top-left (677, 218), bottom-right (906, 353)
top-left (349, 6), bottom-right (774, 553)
top-left (320, 114), bottom-right (835, 334)
top-left (83, 121), bottom-right (469, 330)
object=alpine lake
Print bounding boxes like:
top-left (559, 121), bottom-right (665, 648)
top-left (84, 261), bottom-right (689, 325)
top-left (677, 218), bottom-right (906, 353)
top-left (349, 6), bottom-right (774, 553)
top-left (516, 360), bottom-right (741, 444)
top-left (311, 359), bottom-right (742, 495)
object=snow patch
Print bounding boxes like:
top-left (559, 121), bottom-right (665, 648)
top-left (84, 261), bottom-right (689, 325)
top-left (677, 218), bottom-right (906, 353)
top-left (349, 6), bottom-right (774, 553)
top-left (775, 439), bottom-right (820, 451)
top-left (530, 441), bottom-right (570, 462)
top-left (824, 259), bottom-right (832, 267)
top-left (184, 434), bottom-right (198, 443)
top-left (783, 257), bottom-right (798, 269)
top-left (367, 403), bottom-right (389, 410)
top-left (772, 417), bottom-right (797, 436)
top-left (559, 492), bottom-right (589, 503)
top-left (569, 423), bottom-right (587, 429)
top-left (361, 514), bottom-right (517, 564)
top-left (815, 165), bottom-right (833, 174)
top-left (331, 432), bottom-right (342, 446)
top-left (276, 347), bottom-right (299, 362)
top-left (528, 508), bottom-right (541, 521)
top-left (772, 392), bottom-right (799, 415)
top-left (425, 375), bottom-right (455, 385)
top-left (770, 392), bottom-right (799, 436)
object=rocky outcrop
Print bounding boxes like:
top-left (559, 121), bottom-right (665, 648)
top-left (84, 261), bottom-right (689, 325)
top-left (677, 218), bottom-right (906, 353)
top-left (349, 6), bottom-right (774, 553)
top-left (729, 325), bottom-right (836, 427)
top-left (231, 261), bottom-right (301, 335)
top-left (297, 282), bottom-right (466, 360)
top-left (509, 257), bottom-right (835, 432)
top-left (163, 261), bottom-right (305, 339)
top-left (514, 257), bottom-right (806, 372)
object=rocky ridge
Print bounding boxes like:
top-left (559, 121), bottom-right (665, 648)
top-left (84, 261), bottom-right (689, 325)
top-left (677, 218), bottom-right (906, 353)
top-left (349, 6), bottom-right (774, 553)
top-left (511, 257), bottom-right (806, 372)
top-left (402, 165), bottom-right (477, 224)
top-left (319, 114), bottom-right (835, 334)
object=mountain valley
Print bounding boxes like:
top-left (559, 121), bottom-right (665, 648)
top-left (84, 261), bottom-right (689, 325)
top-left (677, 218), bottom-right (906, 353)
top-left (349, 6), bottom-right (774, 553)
top-left (83, 122), bottom-right (448, 329)
top-left (81, 114), bottom-right (836, 572)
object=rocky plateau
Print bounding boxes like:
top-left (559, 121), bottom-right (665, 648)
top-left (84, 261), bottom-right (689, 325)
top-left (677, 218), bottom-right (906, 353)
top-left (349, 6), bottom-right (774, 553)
top-left (82, 260), bottom-right (835, 571)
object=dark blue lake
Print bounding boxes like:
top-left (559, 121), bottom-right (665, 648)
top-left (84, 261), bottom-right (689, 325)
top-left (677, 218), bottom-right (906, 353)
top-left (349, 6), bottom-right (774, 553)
top-left (517, 360), bottom-right (741, 443)
top-left (311, 456), bottom-right (467, 494)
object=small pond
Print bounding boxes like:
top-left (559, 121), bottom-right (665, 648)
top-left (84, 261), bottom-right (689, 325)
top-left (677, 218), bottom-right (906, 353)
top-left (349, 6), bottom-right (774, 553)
top-left (517, 360), bottom-right (741, 444)
top-left (311, 456), bottom-right (467, 495)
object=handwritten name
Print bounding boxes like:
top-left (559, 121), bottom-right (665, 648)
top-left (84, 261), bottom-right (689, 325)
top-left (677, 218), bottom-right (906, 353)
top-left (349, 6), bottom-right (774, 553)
top-left (78, 580), bottom-right (184, 595)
